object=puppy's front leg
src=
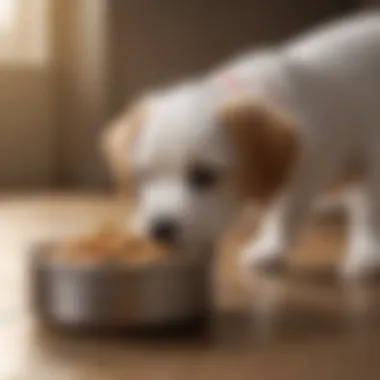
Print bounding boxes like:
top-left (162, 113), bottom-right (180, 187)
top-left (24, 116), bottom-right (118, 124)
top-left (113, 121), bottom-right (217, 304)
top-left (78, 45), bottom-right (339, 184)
top-left (241, 152), bottom-right (328, 271)
top-left (342, 153), bottom-right (380, 278)
top-left (241, 192), bottom-right (313, 271)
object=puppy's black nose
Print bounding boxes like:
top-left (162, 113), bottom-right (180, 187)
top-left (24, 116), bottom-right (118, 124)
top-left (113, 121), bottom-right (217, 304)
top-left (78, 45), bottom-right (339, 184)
top-left (150, 218), bottom-right (178, 244)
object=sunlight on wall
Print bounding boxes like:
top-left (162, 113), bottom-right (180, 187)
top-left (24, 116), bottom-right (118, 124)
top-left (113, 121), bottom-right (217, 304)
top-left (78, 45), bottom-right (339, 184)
top-left (0, 0), bottom-right (17, 32)
top-left (0, 0), bottom-right (50, 66)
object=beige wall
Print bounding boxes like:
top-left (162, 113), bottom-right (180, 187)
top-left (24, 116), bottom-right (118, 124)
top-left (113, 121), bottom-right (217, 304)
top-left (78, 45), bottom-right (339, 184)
top-left (53, 0), bottom-right (109, 189)
top-left (0, 0), bottom-right (54, 189)
top-left (0, 71), bottom-right (54, 190)
top-left (0, 0), bottom-right (356, 189)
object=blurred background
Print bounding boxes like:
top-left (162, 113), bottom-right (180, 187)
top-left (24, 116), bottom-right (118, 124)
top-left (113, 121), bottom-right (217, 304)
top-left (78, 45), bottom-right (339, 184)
top-left (0, 0), bottom-right (374, 192)
top-left (1, 2), bottom-right (380, 380)
top-left (0, 0), bottom-right (380, 380)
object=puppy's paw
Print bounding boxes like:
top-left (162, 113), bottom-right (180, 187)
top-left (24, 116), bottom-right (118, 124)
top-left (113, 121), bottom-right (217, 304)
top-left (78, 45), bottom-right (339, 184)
top-left (341, 248), bottom-right (380, 280)
top-left (240, 238), bottom-right (288, 273)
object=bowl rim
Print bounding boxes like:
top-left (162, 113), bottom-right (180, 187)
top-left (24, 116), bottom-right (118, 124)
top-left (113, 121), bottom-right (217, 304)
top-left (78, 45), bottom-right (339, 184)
top-left (30, 241), bottom-right (213, 273)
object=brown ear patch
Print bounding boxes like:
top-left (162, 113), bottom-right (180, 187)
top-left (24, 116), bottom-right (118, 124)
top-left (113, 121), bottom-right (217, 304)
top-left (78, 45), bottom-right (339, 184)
top-left (101, 99), bottom-right (148, 195)
top-left (219, 97), bottom-right (300, 202)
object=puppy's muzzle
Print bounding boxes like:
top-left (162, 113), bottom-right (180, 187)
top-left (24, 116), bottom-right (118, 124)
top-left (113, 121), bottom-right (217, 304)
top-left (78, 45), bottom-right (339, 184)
top-left (149, 217), bottom-right (179, 245)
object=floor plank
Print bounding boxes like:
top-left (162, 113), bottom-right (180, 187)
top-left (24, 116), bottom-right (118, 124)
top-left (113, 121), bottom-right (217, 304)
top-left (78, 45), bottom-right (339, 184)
top-left (1, 194), bottom-right (379, 380)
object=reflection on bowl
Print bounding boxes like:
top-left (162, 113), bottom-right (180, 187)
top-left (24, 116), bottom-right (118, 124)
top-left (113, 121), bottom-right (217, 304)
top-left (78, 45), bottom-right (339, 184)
top-left (30, 243), bottom-right (213, 331)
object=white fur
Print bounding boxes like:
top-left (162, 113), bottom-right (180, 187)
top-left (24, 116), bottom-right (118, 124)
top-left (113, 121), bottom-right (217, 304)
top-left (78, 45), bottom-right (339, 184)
top-left (127, 12), bottom-right (380, 277)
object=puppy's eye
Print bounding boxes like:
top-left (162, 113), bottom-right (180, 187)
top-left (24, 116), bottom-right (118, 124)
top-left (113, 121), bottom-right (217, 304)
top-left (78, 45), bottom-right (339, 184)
top-left (188, 165), bottom-right (218, 191)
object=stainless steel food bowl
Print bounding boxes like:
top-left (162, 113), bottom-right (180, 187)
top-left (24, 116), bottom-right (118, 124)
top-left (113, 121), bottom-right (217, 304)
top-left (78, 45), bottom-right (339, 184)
top-left (30, 244), bottom-right (213, 330)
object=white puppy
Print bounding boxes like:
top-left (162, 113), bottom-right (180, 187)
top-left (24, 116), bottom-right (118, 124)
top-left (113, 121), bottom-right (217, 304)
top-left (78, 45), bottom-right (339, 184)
top-left (103, 12), bottom-right (380, 278)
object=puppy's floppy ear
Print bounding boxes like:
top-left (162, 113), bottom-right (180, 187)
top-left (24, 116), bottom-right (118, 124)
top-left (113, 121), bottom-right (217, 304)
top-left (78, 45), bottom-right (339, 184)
top-left (219, 96), bottom-right (300, 202)
top-left (101, 98), bottom-right (149, 195)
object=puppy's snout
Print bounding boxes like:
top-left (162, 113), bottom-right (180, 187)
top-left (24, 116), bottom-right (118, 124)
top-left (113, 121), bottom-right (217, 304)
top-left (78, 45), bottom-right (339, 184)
top-left (150, 218), bottom-right (179, 244)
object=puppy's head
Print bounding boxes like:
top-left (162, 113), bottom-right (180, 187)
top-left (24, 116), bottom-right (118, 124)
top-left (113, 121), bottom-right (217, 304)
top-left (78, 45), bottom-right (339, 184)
top-left (102, 85), bottom-right (299, 251)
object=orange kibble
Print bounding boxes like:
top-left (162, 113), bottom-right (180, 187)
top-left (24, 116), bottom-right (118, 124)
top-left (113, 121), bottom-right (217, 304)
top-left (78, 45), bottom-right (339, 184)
top-left (54, 223), bottom-right (169, 264)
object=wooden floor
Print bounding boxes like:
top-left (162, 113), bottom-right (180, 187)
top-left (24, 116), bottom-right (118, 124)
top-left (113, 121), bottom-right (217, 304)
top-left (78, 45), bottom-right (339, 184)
top-left (1, 194), bottom-right (380, 380)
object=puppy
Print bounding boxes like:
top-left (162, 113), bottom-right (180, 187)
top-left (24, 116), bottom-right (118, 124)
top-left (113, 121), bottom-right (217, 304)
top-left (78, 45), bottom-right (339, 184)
top-left (102, 12), bottom-right (380, 277)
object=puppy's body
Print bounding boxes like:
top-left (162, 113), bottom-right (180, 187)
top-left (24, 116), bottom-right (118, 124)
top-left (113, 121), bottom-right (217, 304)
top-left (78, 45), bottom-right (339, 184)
top-left (104, 12), bottom-right (380, 277)
top-left (217, 12), bottom-right (380, 178)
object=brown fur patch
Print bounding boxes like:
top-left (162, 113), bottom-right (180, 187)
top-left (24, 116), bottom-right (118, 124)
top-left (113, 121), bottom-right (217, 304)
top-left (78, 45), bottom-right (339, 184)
top-left (219, 97), bottom-right (300, 203)
top-left (101, 99), bottom-right (148, 195)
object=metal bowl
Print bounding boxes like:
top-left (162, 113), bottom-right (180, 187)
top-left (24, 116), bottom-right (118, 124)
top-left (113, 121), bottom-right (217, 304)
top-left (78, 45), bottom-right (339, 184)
top-left (30, 244), bottom-right (213, 331)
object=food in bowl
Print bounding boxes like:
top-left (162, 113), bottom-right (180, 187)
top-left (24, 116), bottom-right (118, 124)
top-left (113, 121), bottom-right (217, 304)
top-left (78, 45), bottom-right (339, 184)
top-left (52, 224), bottom-right (169, 264)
